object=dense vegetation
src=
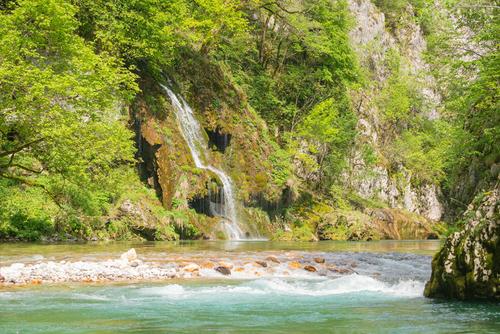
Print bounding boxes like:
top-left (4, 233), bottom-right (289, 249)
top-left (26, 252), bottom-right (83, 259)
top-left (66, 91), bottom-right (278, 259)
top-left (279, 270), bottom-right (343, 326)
top-left (0, 0), bottom-right (498, 241)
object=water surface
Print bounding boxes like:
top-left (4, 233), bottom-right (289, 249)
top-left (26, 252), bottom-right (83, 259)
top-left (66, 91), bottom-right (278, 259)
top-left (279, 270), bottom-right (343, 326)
top-left (1, 241), bottom-right (498, 333)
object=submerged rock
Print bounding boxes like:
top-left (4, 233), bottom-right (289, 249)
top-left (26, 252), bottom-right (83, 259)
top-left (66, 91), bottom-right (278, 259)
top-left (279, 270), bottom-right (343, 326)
top-left (424, 185), bottom-right (499, 300)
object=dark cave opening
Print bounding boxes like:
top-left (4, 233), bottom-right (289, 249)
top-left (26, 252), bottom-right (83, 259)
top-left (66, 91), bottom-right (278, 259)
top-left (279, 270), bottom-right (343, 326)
top-left (188, 181), bottom-right (226, 218)
top-left (206, 127), bottom-right (231, 153)
top-left (133, 117), bottom-right (163, 200)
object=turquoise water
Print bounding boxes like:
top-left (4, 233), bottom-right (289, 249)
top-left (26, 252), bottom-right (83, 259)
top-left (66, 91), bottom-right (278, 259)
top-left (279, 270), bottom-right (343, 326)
top-left (1, 241), bottom-right (499, 333)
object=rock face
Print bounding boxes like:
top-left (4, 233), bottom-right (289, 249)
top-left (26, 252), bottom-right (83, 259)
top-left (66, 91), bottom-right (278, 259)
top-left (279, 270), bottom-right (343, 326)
top-left (345, 0), bottom-right (444, 221)
top-left (424, 184), bottom-right (499, 300)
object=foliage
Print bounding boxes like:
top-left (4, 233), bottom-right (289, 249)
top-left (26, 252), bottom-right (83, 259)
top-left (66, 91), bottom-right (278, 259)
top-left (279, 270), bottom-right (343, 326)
top-left (389, 120), bottom-right (457, 185)
top-left (299, 94), bottom-right (357, 189)
top-left (421, 0), bottom-right (499, 213)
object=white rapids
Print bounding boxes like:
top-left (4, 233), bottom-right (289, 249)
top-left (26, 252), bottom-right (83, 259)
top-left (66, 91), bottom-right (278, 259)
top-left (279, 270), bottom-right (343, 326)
top-left (162, 85), bottom-right (246, 240)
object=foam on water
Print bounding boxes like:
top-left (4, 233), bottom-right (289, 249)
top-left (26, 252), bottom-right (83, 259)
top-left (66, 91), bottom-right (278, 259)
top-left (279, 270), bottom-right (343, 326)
top-left (138, 275), bottom-right (424, 299)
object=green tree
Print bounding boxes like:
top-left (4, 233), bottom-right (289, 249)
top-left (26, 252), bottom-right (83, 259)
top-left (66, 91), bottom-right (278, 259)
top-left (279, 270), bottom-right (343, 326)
top-left (0, 0), bottom-right (137, 220)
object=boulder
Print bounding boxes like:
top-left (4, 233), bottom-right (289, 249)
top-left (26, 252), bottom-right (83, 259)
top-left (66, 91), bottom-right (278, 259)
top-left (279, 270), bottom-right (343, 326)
top-left (425, 185), bottom-right (499, 300)
top-left (313, 257), bottom-right (325, 264)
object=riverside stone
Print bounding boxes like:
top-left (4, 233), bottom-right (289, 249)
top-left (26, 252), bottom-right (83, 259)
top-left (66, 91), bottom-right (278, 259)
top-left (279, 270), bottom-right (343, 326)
top-left (215, 266), bottom-right (231, 276)
top-left (266, 256), bottom-right (280, 263)
top-left (120, 248), bottom-right (137, 262)
top-left (255, 261), bottom-right (268, 267)
top-left (304, 265), bottom-right (317, 272)
top-left (182, 263), bottom-right (200, 272)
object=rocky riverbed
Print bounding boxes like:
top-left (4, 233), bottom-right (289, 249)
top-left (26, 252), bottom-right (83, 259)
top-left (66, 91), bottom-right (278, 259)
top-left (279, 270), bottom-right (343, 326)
top-left (0, 247), bottom-right (422, 286)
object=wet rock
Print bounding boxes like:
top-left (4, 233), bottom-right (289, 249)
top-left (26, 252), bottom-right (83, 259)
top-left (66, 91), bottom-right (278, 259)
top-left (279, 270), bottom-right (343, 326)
top-left (288, 261), bottom-right (301, 269)
top-left (255, 261), bottom-right (268, 268)
top-left (31, 279), bottom-right (42, 285)
top-left (120, 249), bottom-right (137, 262)
top-left (304, 265), bottom-right (317, 272)
top-left (266, 256), bottom-right (280, 263)
top-left (328, 266), bottom-right (352, 274)
top-left (0, 274), bottom-right (4, 283)
top-left (313, 257), bottom-right (325, 264)
top-left (215, 266), bottom-right (231, 276)
top-left (130, 261), bottom-right (139, 268)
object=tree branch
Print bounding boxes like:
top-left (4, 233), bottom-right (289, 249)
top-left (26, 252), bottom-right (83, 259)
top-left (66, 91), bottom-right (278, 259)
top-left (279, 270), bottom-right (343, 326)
top-left (0, 137), bottom-right (44, 157)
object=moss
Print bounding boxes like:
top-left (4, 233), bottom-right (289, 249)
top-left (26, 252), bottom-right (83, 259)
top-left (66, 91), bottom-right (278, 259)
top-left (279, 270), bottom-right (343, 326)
top-left (425, 187), bottom-right (499, 301)
top-left (154, 225), bottom-right (179, 241)
top-left (273, 224), bottom-right (316, 242)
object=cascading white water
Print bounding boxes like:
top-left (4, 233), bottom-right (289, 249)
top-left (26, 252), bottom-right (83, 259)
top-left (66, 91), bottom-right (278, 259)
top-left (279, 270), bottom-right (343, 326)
top-left (162, 85), bottom-right (246, 240)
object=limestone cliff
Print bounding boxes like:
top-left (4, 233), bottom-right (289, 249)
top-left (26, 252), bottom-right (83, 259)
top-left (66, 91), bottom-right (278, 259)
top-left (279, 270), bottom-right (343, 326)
top-left (345, 0), bottom-right (443, 221)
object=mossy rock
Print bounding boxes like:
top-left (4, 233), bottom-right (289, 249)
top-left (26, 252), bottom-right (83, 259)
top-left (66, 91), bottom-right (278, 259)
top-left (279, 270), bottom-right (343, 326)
top-left (424, 186), bottom-right (500, 301)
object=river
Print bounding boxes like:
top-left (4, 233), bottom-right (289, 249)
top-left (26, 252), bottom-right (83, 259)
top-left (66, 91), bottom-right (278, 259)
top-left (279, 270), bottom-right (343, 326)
top-left (0, 241), bottom-right (498, 333)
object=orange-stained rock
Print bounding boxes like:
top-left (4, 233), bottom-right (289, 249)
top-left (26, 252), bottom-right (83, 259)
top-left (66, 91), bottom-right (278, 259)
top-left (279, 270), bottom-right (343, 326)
top-left (234, 267), bottom-right (245, 272)
top-left (313, 257), bottom-right (325, 264)
top-left (218, 261), bottom-right (234, 269)
top-left (288, 261), bottom-right (301, 269)
top-left (31, 279), bottom-right (42, 285)
top-left (201, 261), bottom-right (215, 269)
top-left (182, 263), bottom-right (200, 272)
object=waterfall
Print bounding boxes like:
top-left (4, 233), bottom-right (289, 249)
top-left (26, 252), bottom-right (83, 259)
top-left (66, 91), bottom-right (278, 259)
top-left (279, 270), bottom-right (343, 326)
top-left (162, 85), bottom-right (246, 240)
